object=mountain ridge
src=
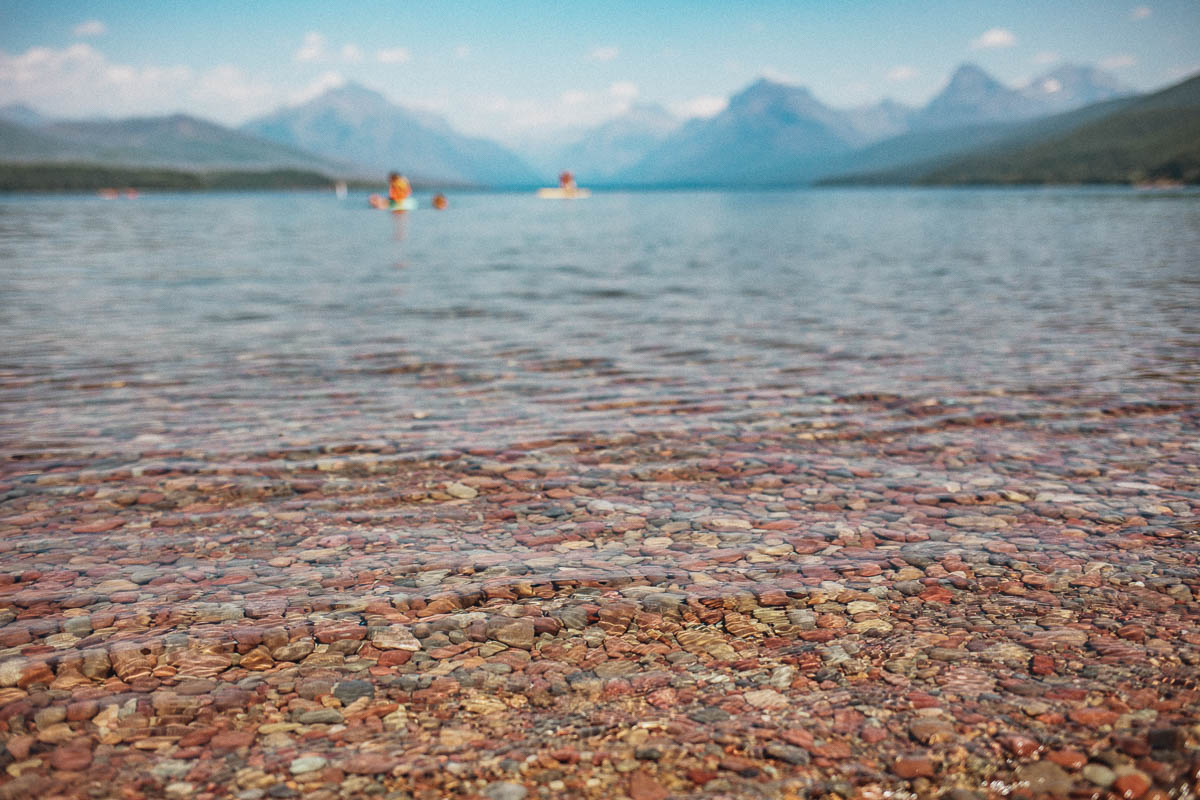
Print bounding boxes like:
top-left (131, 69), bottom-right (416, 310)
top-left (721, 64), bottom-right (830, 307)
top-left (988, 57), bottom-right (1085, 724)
top-left (818, 72), bottom-right (1200, 185)
top-left (241, 82), bottom-right (539, 187)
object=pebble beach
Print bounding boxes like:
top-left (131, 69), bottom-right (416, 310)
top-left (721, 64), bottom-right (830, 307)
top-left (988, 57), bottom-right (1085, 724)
top-left (1, 190), bottom-right (1198, 799)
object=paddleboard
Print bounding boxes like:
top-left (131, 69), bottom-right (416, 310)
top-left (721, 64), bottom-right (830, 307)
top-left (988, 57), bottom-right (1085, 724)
top-left (369, 194), bottom-right (418, 211)
top-left (536, 187), bottom-right (591, 199)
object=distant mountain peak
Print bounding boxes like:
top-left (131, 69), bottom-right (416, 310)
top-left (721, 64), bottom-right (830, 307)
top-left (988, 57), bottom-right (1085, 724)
top-left (295, 80), bottom-right (391, 111)
top-left (1021, 63), bottom-right (1130, 110)
top-left (242, 82), bottom-right (537, 186)
top-left (943, 63), bottom-right (1005, 91)
top-left (727, 78), bottom-right (828, 121)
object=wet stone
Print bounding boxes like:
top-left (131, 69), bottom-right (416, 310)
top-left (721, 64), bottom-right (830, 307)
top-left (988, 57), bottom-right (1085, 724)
top-left (1017, 761), bottom-right (1073, 796)
top-left (483, 783), bottom-right (528, 800)
top-left (332, 679), bottom-right (374, 704)
top-left (1082, 763), bottom-right (1117, 787)
top-left (764, 743), bottom-right (810, 766)
top-left (297, 709), bottom-right (344, 725)
top-left (290, 756), bottom-right (328, 775)
top-left (2, 252), bottom-right (1199, 800)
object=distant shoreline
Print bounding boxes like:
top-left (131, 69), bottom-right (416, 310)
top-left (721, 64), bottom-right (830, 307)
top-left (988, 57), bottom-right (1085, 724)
top-left (2, 162), bottom-right (1197, 194)
top-left (0, 162), bottom-right (365, 193)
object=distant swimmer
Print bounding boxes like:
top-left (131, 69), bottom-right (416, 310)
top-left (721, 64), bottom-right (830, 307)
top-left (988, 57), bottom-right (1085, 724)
top-left (432, 193), bottom-right (448, 210)
top-left (370, 172), bottom-right (416, 210)
top-left (559, 170), bottom-right (576, 190)
top-left (389, 172), bottom-right (412, 205)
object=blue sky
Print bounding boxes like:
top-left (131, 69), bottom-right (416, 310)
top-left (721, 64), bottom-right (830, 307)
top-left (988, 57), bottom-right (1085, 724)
top-left (2, 1), bottom-right (1197, 143)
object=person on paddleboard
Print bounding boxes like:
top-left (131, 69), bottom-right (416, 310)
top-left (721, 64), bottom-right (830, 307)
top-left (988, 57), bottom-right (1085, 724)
top-left (389, 172), bottom-right (412, 205)
top-left (559, 170), bottom-right (576, 190)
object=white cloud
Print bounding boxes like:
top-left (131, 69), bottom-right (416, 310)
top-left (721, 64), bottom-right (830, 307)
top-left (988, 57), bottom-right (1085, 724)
top-left (1101, 53), bottom-right (1137, 69)
top-left (670, 95), bottom-right (728, 119)
top-left (454, 45), bottom-right (470, 60)
top-left (289, 71), bottom-right (346, 105)
top-left (607, 81), bottom-right (639, 101)
top-left (1033, 51), bottom-right (1060, 65)
top-left (886, 65), bottom-right (918, 82)
top-left (588, 45), bottom-right (619, 62)
top-left (0, 43), bottom-right (287, 123)
top-left (194, 65), bottom-right (276, 115)
top-left (970, 28), bottom-right (1017, 49)
top-left (296, 33), bottom-right (368, 65)
top-left (295, 32), bottom-right (326, 62)
top-left (1130, 6), bottom-right (1151, 20)
top-left (377, 47), bottom-right (411, 64)
top-left (72, 20), bottom-right (107, 37)
top-left (461, 83), bottom-right (648, 142)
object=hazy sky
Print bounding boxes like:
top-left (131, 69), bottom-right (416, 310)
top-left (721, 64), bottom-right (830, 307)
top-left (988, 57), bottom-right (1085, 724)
top-left (2, 1), bottom-right (1197, 143)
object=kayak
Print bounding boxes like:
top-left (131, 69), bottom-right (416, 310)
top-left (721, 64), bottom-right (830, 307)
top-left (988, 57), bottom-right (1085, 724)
top-left (368, 194), bottom-right (417, 211)
top-left (536, 187), bottom-right (591, 199)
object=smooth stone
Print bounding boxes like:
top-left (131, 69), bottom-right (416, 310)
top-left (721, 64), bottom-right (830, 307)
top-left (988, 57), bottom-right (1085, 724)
top-left (1082, 764), bottom-right (1117, 787)
top-left (290, 756), bottom-right (328, 775)
top-left (297, 709), bottom-right (344, 725)
top-left (483, 782), bottom-right (528, 800)
top-left (332, 680), bottom-right (374, 704)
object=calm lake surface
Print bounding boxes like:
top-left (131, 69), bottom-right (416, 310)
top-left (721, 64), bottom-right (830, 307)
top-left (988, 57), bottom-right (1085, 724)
top-left (2, 188), bottom-right (1197, 461)
top-left (1, 188), bottom-right (1199, 797)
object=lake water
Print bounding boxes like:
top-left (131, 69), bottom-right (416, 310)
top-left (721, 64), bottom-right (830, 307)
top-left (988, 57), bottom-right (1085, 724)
top-left (3, 188), bottom-right (1197, 461)
top-left (1, 188), bottom-right (1198, 796)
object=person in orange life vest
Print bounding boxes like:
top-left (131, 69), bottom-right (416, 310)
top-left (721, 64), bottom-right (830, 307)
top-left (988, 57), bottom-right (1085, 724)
top-left (388, 172), bottom-right (412, 204)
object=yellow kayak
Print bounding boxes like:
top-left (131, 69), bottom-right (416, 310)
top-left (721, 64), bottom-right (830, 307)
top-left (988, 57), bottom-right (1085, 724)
top-left (536, 187), bottom-right (591, 199)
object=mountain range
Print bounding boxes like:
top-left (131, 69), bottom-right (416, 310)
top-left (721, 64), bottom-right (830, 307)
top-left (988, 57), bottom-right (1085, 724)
top-left (0, 108), bottom-right (352, 174)
top-left (239, 83), bottom-right (538, 186)
top-left (2, 62), bottom-right (1195, 188)
top-left (608, 63), bottom-right (1133, 186)
top-left (823, 73), bottom-right (1200, 185)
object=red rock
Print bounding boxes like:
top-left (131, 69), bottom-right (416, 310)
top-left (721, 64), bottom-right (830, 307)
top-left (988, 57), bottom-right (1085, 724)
top-left (1002, 735), bottom-right (1040, 757)
top-left (0, 627), bottom-right (32, 647)
top-left (5, 734), bottom-right (33, 759)
top-left (1031, 654), bottom-right (1056, 675)
top-left (1046, 749), bottom-right (1087, 770)
top-left (781, 729), bottom-right (814, 749)
top-left (209, 730), bottom-right (254, 751)
top-left (66, 700), bottom-right (99, 721)
top-left (178, 728), bottom-right (216, 747)
top-left (49, 744), bottom-right (92, 771)
top-left (1070, 707), bottom-right (1119, 727)
top-left (894, 756), bottom-right (935, 779)
top-left (17, 660), bottom-right (55, 689)
top-left (550, 747), bottom-right (579, 764)
top-left (811, 741), bottom-right (852, 759)
top-left (71, 518), bottom-right (125, 533)
top-left (372, 647), bottom-right (411, 667)
top-left (1113, 772), bottom-right (1151, 799)
top-left (861, 725), bottom-right (888, 744)
top-left (630, 770), bottom-right (669, 800)
top-left (919, 586), bottom-right (953, 603)
top-left (342, 753), bottom-right (400, 774)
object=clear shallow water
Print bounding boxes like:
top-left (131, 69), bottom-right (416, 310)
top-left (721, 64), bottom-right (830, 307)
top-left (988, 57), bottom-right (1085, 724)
top-left (1, 189), bottom-right (1199, 796)
top-left (2, 188), bottom-right (1197, 462)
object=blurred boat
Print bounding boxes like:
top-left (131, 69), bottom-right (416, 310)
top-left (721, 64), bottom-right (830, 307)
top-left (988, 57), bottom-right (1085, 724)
top-left (536, 187), bottom-right (591, 199)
